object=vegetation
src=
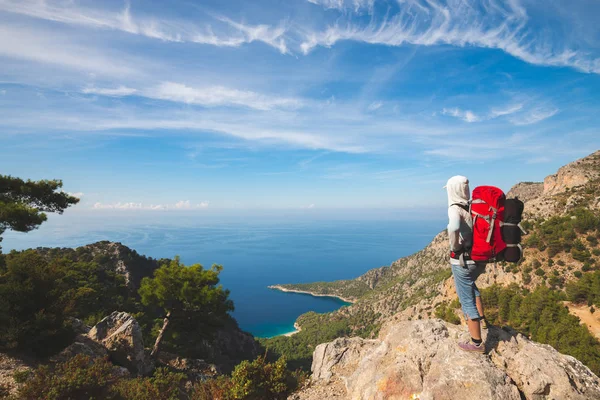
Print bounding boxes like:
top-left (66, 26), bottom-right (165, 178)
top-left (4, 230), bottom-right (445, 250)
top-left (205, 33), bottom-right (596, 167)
top-left (566, 270), bottom-right (600, 306)
top-left (482, 284), bottom-right (600, 375)
top-left (261, 308), bottom-right (381, 371)
top-left (0, 175), bottom-right (79, 251)
top-left (525, 208), bottom-right (600, 259)
top-left (434, 299), bottom-right (461, 325)
top-left (15, 354), bottom-right (302, 400)
top-left (273, 279), bottom-right (371, 302)
top-left (139, 258), bottom-right (233, 358)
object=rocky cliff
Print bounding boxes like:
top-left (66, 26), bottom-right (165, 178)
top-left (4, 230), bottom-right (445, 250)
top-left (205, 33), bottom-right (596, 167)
top-left (292, 320), bottom-right (600, 400)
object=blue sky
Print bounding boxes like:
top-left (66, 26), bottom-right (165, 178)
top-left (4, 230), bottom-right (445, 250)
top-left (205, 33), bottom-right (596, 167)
top-left (1, 0), bottom-right (599, 213)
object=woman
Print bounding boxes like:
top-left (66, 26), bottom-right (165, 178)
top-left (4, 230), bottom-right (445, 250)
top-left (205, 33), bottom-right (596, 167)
top-left (445, 175), bottom-right (487, 353)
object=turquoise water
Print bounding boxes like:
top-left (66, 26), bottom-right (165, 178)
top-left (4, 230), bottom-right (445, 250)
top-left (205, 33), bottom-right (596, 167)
top-left (3, 214), bottom-right (443, 337)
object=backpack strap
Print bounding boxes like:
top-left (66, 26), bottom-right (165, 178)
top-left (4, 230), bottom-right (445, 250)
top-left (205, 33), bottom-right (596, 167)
top-left (450, 203), bottom-right (469, 213)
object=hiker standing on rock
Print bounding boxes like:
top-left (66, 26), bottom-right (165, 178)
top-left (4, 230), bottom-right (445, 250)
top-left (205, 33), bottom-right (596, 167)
top-left (445, 175), bottom-right (488, 353)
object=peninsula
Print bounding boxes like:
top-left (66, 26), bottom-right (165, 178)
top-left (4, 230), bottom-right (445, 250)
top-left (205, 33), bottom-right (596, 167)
top-left (268, 284), bottom-right (356, 304)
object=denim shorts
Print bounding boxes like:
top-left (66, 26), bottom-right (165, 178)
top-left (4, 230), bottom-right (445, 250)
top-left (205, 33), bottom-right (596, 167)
top-left (451, 262), bottom-right (486, 320)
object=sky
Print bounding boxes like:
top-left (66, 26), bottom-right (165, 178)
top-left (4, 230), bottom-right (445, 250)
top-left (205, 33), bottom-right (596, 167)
top-left (1, 0), bottom-right (600, 215)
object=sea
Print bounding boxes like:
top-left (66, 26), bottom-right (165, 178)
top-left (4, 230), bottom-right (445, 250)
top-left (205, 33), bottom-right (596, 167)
top-left (2, 212), bottom-right (444, 338)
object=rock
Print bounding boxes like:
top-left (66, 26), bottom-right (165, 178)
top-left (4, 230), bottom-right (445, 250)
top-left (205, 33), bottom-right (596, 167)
top-left (88, 311), bottom-right (151, 376)
top-left (69, 317), bottom-right (91, 335)
top-left (487, 326), bottom-right (600, 399)
top-left (158, 351), bottom-right (218, 382)
top-left (299, 320), bottom-right (600, 400)
top-left (52, 334), bottom-right (108, 363)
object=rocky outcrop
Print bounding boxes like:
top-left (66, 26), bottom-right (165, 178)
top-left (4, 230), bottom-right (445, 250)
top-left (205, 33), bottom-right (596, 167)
top-left (158, 351), bottom-right (218, 382)
top-left (506, 182), bottom-right (544, 203)
top-left (296, 320), bottom-right (600, 400)
top-left (88, 311), bottom-right (151, 376)
top-left (507, 150), bottom-right (600, 219)
top-left (35, 241), bottom-right (160, 290)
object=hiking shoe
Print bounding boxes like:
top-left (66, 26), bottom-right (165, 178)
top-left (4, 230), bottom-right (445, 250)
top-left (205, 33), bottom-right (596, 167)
top-left (458, 340), bottom-right (485, 353)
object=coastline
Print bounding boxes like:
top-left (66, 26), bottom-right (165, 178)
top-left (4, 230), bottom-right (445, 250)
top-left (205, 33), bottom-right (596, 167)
top-left (268, 284), bottom-right (355, 304)
top-left (282, 322), bottom-right (302, 337)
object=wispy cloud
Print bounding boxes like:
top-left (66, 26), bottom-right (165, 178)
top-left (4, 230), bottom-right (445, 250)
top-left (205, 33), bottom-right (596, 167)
top-left (442, 108), bottom-right (480, 123)
top-left (307, 0), bottom-right (374, 13)
top-left (93, 200), bottom-right (209, 210)
top-left (80, 82), bottom-right (303, 111)
top-left (489, 104), bottom-right (524, 118)
top-left (299, 0), bottom-right (600, 74)
top-left (509, 107), bottom-right (559, 125)
top-left (83, 86), bottom-right (137, 96)
top-left (367, 101), bottom-right (383, 111)
top-left (0, 0), bottom-right (290, 53)
top-left (0, 24), bottom-right (137, 76)
top-left (145, 82), bottom-right (302, 111)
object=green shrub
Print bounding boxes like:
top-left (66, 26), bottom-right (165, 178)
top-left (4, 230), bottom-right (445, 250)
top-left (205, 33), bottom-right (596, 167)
top-left (17, 355), bottom-right (118, 400)
top-left (12, 369), bottom-right (32, 384)
top-left (535, 268), bottom-right (545, 277)
top-left (558, 260), bottom-right (566, 266)
top-left (227, 356), bottom-right (302, 400)
top-left (434, 302), bottom-right (461, 325)
top-left (113, 368), bottom-right (186, 400)
top-left (574, 271), bottom-right (583, 278)
top-left (523, 272), bottom-right (532, 284)
top-left (532, 259), bottom-right (542, 268)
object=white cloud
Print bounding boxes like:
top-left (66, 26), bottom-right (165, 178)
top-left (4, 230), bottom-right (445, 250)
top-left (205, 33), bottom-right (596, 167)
top-left (174, 200), bottom-right (191, 209)
top-left (82, 86), bottom-right (137, 96)
top-left (67, 192), bottom-right (84, 198)
top-left (0, 24), bottom-right (136, 76)
top-left (146, 82), bottom-right (302, 111)
top-left (489, 104), bottom-right (524, 118)
top-left (0, 0), bottom-right (289, 54)
top-left (509, 107), bottom-right (559, 125)
top-left (307, 0), bottom-right (374, 13)
top-left (442, 108), bottom-right (480, 123)
top-left (367, 101), bottom-right (383, 111)
top-left (299, 0), bottom-right (600, 74)
top-left (93, 200), bottom-right (209, 210)
top-left (93, 202), bottom-right (143, 209)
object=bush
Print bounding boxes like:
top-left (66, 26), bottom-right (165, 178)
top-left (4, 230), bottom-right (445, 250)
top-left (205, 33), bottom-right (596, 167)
top-left (17, 355), bottom-right (118, 400)
top-left (535, 268), bottom-right (545, 277)
top-left (113, 368), bottom-right (186, 400)
top-left (574, 271), bottom-right (583, 278)
top-left (523, 272), bottom-right (532, 284)
top-left (434, 302), bottom-right (461, 325)
top-left (558, 260), bottom-right (566, 266)
top-left (12, 369), bottom-right (32, 384)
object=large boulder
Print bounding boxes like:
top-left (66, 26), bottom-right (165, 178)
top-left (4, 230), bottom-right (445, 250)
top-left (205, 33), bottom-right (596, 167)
top-left (299, 319), bottom-right (600, 400)
top-left (88, 311), bottom-right (151, 375)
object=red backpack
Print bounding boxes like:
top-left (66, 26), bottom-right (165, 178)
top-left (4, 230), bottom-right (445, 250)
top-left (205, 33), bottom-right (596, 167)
top-left (470, 186), bottom-right (507, 261)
